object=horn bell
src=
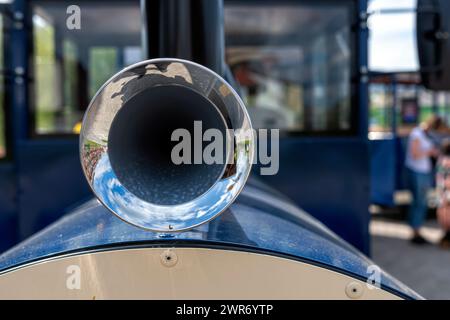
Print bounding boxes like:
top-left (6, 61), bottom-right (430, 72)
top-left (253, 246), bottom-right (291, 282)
top-left (80, 58), bottom-right (254, 232)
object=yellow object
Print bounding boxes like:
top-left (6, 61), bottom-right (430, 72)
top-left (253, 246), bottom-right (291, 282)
top-left (73, 122), bottom-right (82, 134)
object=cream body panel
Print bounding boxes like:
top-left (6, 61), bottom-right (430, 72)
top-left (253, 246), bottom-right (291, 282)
top-left (0, 248), bottom-right (400, 300)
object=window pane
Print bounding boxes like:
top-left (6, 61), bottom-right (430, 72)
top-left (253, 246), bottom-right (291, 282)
top-left (369, 73), bottom-right (450, 137)
top-left (368, 0), bottom-right (418, 72)
top-left (32, 1), bottom-right (143, 135)
top-left (89, 47), bottom-right (118, 99)
top-left (369, 83), bottom-right (392, 134)
top-left (224, 3), bottom-right (354, 132)
top-left (0, 14), bottom-right (5, 157)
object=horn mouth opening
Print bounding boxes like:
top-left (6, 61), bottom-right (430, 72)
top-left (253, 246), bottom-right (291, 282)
top-left (80, 58), bottom-right (253, 232)
top-left (108, 84), bottom-right (228, 206)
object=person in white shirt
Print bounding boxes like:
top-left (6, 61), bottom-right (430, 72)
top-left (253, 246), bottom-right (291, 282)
top-left (405, 115), bottom-right (442, 244)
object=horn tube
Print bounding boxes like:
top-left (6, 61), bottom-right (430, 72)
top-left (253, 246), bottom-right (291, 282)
top-left (80, 59), bottom-right (254, 232)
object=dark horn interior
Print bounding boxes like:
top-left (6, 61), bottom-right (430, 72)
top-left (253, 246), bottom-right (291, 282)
top-left (108, 85), bottom-right (227, 205)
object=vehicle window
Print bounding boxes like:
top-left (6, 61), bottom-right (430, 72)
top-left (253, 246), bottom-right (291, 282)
top-left (88, 47), bottom-right (118, 99)
top-left (368, 0), bottom-right (418, 72)
top-left (224, 2), bottom-right (356, 133)
top-left (365, 1), bottom-right (450, 138)
top-left (369, 73), bottom-right (450, 137)
top-left (31, 1), bottom-right (143, 135)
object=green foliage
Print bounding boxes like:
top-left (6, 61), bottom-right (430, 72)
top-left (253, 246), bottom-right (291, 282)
top-left (33, 17), bottom-right (118, 134)
top-left (89, 48), bottom-right (117, 99)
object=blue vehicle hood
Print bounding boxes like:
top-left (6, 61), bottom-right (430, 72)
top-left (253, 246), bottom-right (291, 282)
top-left (0, 177), bottom-right (422, 299)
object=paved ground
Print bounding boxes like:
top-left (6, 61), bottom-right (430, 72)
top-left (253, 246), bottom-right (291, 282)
top-left (371, 218), bottom-right (450, 299)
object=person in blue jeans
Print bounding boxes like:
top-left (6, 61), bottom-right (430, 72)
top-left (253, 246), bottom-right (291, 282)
top-left (405, 116), bottom-right (442, 244)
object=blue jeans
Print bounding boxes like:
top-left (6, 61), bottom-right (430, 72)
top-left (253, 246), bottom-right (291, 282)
top-left (407, 169), bottom-right (431, 229)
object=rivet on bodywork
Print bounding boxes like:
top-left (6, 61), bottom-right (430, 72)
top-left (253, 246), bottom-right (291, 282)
top-left (160, 249), bottom-right (178, 267)
top-left (345, 282), bottom-right (364, 299)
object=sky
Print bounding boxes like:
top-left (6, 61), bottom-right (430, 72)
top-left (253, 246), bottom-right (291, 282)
top-left (368, 0), bottom-right (418, 72)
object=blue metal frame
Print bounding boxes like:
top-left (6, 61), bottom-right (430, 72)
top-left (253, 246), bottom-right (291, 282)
top-left (0, 0), bottom-right (29, 251)
top-left (255, 0), bottom-right (371, 254)
top-left (0, 0), bottom-right (92, 250)
top-left (369, 74), bottom-right (398, 206)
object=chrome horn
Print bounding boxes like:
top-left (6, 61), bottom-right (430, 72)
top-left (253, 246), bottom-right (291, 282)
top-left (80, 58), bottom-right (254, 232)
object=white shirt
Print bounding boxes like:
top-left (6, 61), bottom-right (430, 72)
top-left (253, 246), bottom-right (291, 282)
top-left (405, 127), bottom-right (434, 173)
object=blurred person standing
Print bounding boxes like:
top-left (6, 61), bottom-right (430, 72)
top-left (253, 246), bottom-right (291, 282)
top-left (405, 116), bottom-right (441, 244)
top-left (436, 139), bottom-right (450, 248)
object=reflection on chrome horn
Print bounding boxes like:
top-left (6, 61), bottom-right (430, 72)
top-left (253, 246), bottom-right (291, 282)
top-left (80, 58), bottom-right (254, 232)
